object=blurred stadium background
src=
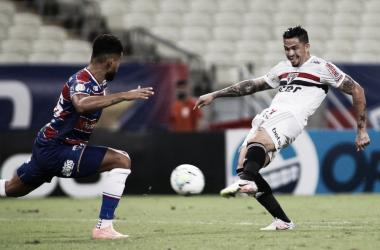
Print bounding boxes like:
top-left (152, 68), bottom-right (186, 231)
top-left (1, 0), bottom-right (380, 197)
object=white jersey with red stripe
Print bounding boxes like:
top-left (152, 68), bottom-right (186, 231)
top-left (263, 55), bottom-right (345, 127)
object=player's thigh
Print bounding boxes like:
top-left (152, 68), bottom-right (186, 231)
top-left (5, 172), bottom-right (39, 197)
top-left (247, 127), bottom-right (276, 152)
top-left (260, 111), bottom-right (302, 151)
top-left (98, 148), bottom-right (131, 173)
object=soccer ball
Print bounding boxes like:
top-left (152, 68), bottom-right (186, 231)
top-left (170, 164), bottom-right (205, 196)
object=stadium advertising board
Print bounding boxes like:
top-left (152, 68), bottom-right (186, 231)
top-left (0, 131), bottom-right (225, 198)
top-left (0, 64), bottom-right (187, 131)
top-left (226, 129), bottom-right (380, 195)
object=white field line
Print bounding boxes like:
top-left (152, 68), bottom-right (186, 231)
top-left (0, 218), bottom-right (376, 228)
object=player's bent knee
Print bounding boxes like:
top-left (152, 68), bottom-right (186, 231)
top-left (113, 151), bottom-right (131, 169)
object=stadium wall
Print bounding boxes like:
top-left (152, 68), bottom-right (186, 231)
top-left (1, 129), bottom-right (380, 197)
top-left (0, 63), bottom-right (188, 131)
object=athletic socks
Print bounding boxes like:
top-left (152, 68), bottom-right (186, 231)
top-left (97, 168), bottom-right (131, 229)
top-left (256, 192), bottom-right (291, 223)
top-left (236, 167), bottom-right (291, 223)
top-left (97, 218), bottom-right (113, 229)
top-left (0, 179), bottom-right (6, 197)
top-left (240, 142), bottom-right (267, 181)
top-left (254, 174), bottom-right (291, 223)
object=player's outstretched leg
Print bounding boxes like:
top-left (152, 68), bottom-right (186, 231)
top-left (92, 168), bottom-right (131, 239)
top-left (253, 173), bottom-right (295, 230)
top-left (0, 172), bottom-right (38, 198)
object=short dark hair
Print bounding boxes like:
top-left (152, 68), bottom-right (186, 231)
top-left (283, 26), bottom-right (309, 44)
top-left (91, 34), bottom-right (123, 62)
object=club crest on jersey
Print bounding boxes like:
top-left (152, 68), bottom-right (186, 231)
top-left (287, 73), bottom-right (298, 84)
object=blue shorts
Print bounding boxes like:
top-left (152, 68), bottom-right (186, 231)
top-left (17, 137), bottom-right (108, 187)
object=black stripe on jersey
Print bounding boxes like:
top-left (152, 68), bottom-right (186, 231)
top-left (280, 80), bottom-right (329, 94)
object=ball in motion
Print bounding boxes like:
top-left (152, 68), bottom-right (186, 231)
top-left (170, 164), bottom-right (205, 196)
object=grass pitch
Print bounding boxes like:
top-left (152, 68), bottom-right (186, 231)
top-left (0, 194), bottom-right (380, 250)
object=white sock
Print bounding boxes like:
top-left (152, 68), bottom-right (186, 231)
top-left (96, 218), bottom-right (113, 229)
top-left (0, 179), bottom-right (7, 197)
top-left (97, 168), bottom-right (131, 229)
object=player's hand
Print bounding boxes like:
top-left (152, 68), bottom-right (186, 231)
top-left (355, 132), bottom-right (370, 151)
top-left (193, 93), bottom-right (214, 110)
top-left (125, 86), bottom-right (154, 100)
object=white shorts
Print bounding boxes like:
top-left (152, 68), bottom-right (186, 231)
top-left (241, 107), bottom-right (303, 163)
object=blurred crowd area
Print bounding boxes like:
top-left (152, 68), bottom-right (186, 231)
top-left (1, 0), bottom-right (379, 129)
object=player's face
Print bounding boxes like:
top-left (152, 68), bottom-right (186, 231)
top-left (283, 38), bottom-right (310, 67)
top-left (105, 53), bottom-right (123, 81)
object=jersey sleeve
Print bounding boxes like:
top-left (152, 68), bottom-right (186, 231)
top-left (69, 77), bottom-right (91, 99)
top-left (263, 63), bottom-right (282, 89)
top-left (321, 62), bottom-right (346, 88)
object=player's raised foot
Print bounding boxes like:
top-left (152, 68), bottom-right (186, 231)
top-left (220, 179), bottom-right (258, 198)
top-left (260, 218), bottom-right (295, 230)
top-left (92, 225), bottom-right (129, 239)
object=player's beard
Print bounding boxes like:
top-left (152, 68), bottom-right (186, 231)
top-left (105, 69), bottom-right (117, 81)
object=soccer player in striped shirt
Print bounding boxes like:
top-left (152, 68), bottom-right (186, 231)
top-left (0, 34), bottom-right (154, 239)
top-left (194, 26), bottom-right (370, 230)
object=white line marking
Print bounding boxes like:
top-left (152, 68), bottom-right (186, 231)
top-left (0, 218), bottom-right (376, 228)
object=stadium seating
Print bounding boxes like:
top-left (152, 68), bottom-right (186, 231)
top-left (306, 0), bottom-right (336, 14)
top-left (177, 40), bottom-right (206, 55)
top-left (351, 53), bottom-right (379, 63)
top-left (189, 0), bottom-right (216, 13)
top-left (0, 53), bottom-right (27, 64)
top-left (28, 53), bottom-right (58, 63)
top-left (218, 0), bottom-right (247, 13)
top-left (123, 13), bottom-right (153, 29)
top-left (2, 0), bottom-right (380, 79)
top-left (181, 26), bottom-right (211, 42)
top-left (59, 53), bottom-right (90, 64)
top-left (155, 13), bottom-right (183, 28)
top-left (1, 39), bottom-right (32, 55)
top-left (183, 12), bottom-right (213, 28)
top-left (159, 0), bottom-right (189, 14)
top-left (212, 26), bottom-right (241, 41)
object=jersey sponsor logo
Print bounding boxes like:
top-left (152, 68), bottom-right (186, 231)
top-left (75, 116), bottom-right (98, 133)
top-left (287, 73), bottom-right (299, 84)
top-left (310, 60), bottom-right (321, 64)
top-left (326, 63), bottom-right (343, 83)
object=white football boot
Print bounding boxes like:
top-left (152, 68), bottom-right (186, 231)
top-left (260, 218), bottom-right (295, 230)
top-left (220, 179), bottom-right (258, 198)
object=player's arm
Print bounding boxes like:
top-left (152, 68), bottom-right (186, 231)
top-left (194, 77), bottom-right (272, 109)
top-left (337, 75), bottom-right (370, 151)
top-left (72, 86), bottom-right (154, 113)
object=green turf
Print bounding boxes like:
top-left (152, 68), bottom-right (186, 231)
top-left (1, 194), bottom-right (380, 249)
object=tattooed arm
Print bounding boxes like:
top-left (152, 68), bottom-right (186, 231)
top-left (337, 75), bottom-right (370, 151)
top-left (193, 77), bottom-right (272, 109)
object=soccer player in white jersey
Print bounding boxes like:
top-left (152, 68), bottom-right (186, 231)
top-left (0, 34), bottom-right (154, 238)
top-left (194, 26), bottom-right (370, 230)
